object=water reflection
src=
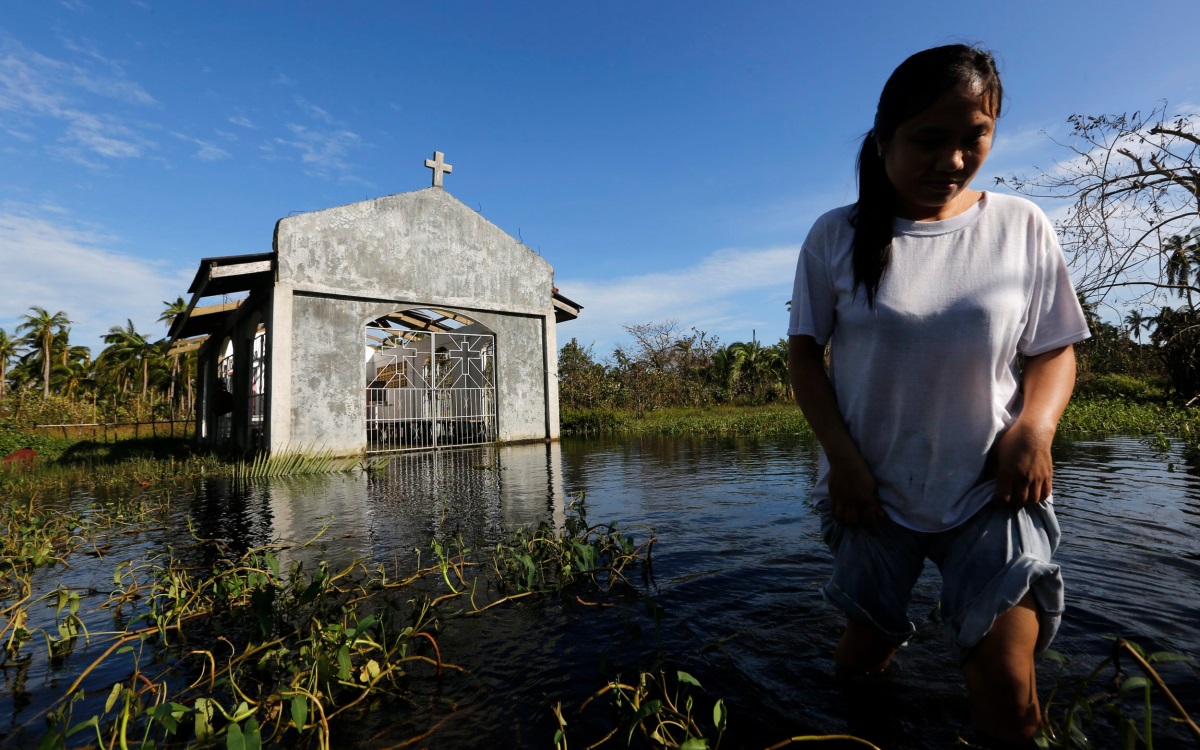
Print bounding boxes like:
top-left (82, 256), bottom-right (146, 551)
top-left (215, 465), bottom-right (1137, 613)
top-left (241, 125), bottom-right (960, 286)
top-left (8, 434), bottom-right (1199, 749)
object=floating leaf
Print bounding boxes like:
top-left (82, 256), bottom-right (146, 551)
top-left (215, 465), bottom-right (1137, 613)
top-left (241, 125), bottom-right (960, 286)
top-left (677, 670), bottom-right (701, 687)
top-left (290, 695), bottom-right (307, 731)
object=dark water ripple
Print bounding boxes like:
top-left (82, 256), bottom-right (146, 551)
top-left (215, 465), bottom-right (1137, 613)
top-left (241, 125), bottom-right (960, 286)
top-left (3, 435), bottom-right (1199, 749)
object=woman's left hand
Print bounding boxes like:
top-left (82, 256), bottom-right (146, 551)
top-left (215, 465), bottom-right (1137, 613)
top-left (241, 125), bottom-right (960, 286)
top-left (991, 421), bottom-right (1054, 506)
top-left (991, 345), bottom-right (1078, 507)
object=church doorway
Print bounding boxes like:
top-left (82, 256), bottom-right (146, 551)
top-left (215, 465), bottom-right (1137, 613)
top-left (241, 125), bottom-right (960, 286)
top-left (365, 309), bottom-right (496, 452)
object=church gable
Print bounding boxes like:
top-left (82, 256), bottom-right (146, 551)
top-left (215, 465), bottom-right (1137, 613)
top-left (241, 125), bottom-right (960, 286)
top-left (274, 187), bottom-right (552, 315)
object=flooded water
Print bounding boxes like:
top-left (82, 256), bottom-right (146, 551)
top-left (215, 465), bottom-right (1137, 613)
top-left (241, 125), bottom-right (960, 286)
top-left (5, 434), bottom-right (1200, 748)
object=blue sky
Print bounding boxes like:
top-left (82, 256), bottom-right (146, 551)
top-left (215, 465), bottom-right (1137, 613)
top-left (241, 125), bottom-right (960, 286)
top-left (2, 1), bottom-right (1198, 356)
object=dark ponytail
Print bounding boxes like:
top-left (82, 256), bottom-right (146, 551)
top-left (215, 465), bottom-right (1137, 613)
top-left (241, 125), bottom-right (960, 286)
top-left (850, 44), bottom-right (1003, 308)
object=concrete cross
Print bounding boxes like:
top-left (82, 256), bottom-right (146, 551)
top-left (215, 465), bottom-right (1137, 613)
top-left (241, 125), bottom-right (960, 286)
top-left (424, 150), bottom-right (453, 188)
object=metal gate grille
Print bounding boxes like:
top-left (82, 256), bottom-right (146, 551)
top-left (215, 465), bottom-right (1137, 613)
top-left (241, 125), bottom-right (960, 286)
top-left (366, 327), bottom-right (496, 453)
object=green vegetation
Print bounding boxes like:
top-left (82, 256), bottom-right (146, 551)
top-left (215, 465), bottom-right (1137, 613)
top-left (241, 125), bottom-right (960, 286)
top-left (563, 397), bottom-right (1200, 441)
top-left (0, 299), bottom-right (197, 436)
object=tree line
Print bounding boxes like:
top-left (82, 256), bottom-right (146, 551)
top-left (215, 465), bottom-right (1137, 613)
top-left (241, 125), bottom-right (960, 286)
top-left (559, 321), bottom-right (791, 414)
top-left (0, 300), bottom-right (195, 428)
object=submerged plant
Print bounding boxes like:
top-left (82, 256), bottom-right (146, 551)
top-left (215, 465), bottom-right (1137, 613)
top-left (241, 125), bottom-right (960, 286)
top-left (1035, 639), bottom-right (1200, 748)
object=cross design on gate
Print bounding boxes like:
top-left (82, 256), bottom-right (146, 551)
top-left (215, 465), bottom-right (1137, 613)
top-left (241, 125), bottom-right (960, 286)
top-left (376, 334), bottom-right (428, 388)
top-left (443, 336), bottom-right (488, 388)
top-left (424, 150), bottom-right (453, 188)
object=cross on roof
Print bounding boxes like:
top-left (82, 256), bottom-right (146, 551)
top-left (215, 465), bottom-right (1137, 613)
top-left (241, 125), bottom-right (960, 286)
top-left (424, 150), bottom-right (453, 188)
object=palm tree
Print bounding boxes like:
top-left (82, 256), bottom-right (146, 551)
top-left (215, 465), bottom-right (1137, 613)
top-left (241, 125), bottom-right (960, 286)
top-left (1164, 231), bottom-right (1200, 309)
top-left (722, 340), bottom-right (785, 403)
top-left (17, 307), bottom-right (71, 398)
top-left (159, 297), bottom-right (189, 416)
top-left (1124, 309), bottom-right (1148, 343)
top-left (101, 320), bottom-right (155, 406)
top-left (0, 328), bottom-right (17, 400)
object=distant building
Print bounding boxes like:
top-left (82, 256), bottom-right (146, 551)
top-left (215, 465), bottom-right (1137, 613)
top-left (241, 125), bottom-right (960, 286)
top-left (169, 167), bottom-right (581, 455)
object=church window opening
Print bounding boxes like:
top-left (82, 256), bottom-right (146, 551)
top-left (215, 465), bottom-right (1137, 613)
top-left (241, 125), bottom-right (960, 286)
top-left (215, 338), bottom-right (234, 442)
top-left (365, 309), bottom-right (496, 452)
top-left (248, 325), bottom-right (267, 450)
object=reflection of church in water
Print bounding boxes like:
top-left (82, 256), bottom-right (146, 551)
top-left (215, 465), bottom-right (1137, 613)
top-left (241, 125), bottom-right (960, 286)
top-left (168, 152), bottom-right (581, 454)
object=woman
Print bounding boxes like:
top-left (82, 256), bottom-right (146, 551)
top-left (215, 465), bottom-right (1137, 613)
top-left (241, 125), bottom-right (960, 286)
top-left (787, 45), bottom-right (1090, 746)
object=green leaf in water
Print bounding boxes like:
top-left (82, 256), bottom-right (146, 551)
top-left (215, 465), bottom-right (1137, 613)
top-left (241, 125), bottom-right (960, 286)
top-left (713, 699), bottom-right (727, 731)
top-left (290, 695), bottom-right (307, 730)
top-left (677, 670), bottom-right (701, 687)
top-left (627, 700), bottom-right (662, 744)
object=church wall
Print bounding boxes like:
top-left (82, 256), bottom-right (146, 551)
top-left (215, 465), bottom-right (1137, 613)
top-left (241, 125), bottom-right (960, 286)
top-left (274, 188), bottom-right (552, 317)
top-left (286, 294), bottom-right (553, 454)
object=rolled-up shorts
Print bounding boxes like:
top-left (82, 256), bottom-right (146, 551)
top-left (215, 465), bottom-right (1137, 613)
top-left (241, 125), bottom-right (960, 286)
top-left (820, 499), bottom-right (1063, 664)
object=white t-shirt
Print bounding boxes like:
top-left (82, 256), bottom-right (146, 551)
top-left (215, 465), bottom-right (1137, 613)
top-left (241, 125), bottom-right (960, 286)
top-left (788, 192), bottom-right (1091, 532)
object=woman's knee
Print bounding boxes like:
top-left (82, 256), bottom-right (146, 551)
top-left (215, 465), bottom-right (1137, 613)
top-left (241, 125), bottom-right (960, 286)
top-left (836, 619), bottom-right (900, 673)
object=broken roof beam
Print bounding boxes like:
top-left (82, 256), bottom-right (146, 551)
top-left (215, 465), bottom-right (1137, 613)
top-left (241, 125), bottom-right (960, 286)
top-left (383, 311), bottom-right (452, 332)
top-left (167, 336), bottom-right (208, 356)
top-left (425, 308), bottom-right (473, 326)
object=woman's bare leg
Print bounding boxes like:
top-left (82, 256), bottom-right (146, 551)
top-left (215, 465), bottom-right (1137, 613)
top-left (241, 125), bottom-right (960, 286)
top-left (836, 619), bottom-right (900, 673)
top-left (962, 593), bottom-right (1042, 744)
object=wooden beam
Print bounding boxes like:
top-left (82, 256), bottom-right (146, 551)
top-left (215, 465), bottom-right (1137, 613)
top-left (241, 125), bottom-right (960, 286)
top-left (426, 308), bottom-right (474, 326)
top-left (384, 311), bottom-right (451, 332)
top-left (167, 337), bottom-right (207, 356)
top-left (210, 260), bottom-right (272, 279)
top-left (192, 300), bottom-right (243, 317)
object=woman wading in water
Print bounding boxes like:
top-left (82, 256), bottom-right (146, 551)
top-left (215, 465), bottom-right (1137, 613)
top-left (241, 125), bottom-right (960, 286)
top-left (787, 45), bottom-right (1090, 746)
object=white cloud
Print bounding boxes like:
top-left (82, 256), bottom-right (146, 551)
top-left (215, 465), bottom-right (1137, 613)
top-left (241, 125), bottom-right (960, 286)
top-left (274, 72), bottom-right (296, 86)
top-left (172, 132), bottom-right (231, 161)
top-left (0, 36), bottom-right (158, 164)
top-left (556, 245), bottom-right (799, 354)
top-left (0, 207), bottom-right (192, 353)
top-left (276, 123), bottom-right (367, 182)
top-left (294, 96), bottom-right (334, 124)
top-left (228, 113), bottom-right (256, 129)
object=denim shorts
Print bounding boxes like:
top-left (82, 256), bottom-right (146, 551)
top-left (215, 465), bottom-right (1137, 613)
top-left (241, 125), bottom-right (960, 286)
top-left (820, 499), bottom-right (1063, 664)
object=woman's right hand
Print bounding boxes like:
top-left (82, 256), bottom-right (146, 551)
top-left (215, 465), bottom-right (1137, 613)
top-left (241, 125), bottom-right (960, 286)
top-left (788, 336), bottom-right (886, 534)
top-left (827, 453), bottom-right (885, 534)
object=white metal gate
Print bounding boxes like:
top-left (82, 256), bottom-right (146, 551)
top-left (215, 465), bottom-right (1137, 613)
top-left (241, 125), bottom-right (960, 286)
top-left (365, 327), bottom-right (496, 453)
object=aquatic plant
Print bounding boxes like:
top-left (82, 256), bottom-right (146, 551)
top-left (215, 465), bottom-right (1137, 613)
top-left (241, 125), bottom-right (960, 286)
top-left (13, 498), bottom-right (656, 749)
top-left (1036, 640), bottom-right (1199, 748)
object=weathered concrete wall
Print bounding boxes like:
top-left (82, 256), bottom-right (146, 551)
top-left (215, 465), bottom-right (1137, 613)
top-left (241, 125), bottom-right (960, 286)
top-left (284, 295), bottom-right (552, 453)
top-left (275, 188), bottom-right (553, 317)
top-left (272, 188), bottom-right (560, 454)
top-left (466, 309), bottom-right (548, 443)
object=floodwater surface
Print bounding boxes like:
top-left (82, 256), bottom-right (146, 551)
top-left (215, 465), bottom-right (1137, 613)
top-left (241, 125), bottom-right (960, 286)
top-left (4, 434), bottom-right (1199, 749)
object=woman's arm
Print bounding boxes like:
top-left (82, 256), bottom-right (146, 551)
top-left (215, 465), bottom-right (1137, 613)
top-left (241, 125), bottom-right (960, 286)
top-left (789, 335), bottom-right (884, 531)
top-left (992, 344), bottom-right (1077, 506)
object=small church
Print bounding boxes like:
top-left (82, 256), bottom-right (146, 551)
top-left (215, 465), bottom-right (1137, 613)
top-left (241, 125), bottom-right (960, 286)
top-left (168, 152), bottom-right (582, 455)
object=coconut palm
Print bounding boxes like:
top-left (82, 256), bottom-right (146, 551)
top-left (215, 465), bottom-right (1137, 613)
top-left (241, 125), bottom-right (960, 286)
top-left (17, 307), bottom-right (71, 397)
top-left (101, 320), bottom-right (156, 405)
top-left (1124, 309), bottom-right (1148, 343)
top-left (0, 328), bottom-right (17, 400)
top-left (1164, 232), bottom-right (1200, 309)
top-left (159, 297), bottom-right (189, 415)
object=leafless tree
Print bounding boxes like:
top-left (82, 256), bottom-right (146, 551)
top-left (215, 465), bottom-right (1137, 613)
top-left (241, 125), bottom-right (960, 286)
top-left (999, 104), bottom-right (1200, 309)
